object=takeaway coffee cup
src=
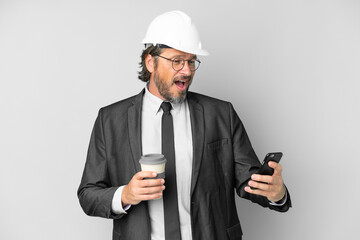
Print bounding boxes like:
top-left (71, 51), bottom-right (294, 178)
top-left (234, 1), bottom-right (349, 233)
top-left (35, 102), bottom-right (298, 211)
top-left (139, 154), bottom-right (167, 179)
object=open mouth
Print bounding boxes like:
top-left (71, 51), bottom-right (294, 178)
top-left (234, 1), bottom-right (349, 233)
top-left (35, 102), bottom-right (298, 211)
top-left (174, 80), bottom-right (187, 91)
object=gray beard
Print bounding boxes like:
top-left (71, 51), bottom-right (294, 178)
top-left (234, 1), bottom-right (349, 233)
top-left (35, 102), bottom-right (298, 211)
top-left (154, 74), bottom-right (188, 104)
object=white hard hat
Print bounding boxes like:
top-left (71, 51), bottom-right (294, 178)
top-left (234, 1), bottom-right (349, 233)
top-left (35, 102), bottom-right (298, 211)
top-left (142, 10), bottom-right (209, 56)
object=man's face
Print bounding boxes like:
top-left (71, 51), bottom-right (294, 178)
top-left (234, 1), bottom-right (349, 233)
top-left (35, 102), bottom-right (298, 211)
top-left (149, 48), bottom-right (196, 103)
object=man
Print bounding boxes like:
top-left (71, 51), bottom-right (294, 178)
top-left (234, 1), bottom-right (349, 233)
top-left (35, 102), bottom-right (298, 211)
top-left (78, 10), bottom-right (291, 240)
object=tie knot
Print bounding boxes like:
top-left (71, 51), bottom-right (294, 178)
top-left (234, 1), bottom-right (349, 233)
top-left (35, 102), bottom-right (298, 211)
top-left (161, 102), bottom-right (172, 113)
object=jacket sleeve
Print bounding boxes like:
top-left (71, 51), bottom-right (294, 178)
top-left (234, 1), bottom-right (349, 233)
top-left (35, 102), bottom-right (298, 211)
top-left (77, 109), bottom-right (124, 219)
top-left (229, 103), bottom-right (291, 212)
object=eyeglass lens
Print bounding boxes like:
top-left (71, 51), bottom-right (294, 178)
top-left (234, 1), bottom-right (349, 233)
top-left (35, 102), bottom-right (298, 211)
top-left (172, 58), bottom-right (200, 71)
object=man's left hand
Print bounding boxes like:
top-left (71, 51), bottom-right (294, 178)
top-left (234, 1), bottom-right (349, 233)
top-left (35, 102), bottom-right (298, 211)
top-left (245, 161), bottom-right (286, 202)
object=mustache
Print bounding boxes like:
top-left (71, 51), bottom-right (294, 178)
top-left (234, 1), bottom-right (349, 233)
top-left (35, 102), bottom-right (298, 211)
top-left (173, 75), bottom-right (192, 82)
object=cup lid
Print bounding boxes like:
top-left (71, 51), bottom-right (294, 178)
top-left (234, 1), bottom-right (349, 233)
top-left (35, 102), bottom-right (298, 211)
top-left (139, 153), bottom-right (167, 165)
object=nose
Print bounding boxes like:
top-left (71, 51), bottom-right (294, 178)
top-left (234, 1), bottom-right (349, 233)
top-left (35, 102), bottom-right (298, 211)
top-left (179, 61), bottom-right (192, 75)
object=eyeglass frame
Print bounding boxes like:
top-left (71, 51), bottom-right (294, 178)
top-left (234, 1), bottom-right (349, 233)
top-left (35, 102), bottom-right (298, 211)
top-left (154, 55), bottom-right (201, 72)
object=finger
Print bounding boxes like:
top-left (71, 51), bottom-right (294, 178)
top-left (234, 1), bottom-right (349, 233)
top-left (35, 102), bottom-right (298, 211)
top-left (139, 178), bottom-right (165, 187)
top-left (244, 186), bottom-right (270, 198)
top-left (248, 180), bottom-right (272, 191)
top-left (251, 174), bottom-right (274, 184)
top-left (135, 171), bottom-right (157, 180)
top-left (138, 185), bottom-right (165, 194)
top-left (141, 191), bottom-right (163, 201)
top-left (268, 161), bottom-right (283, 176)
top-left (246, 184), bottom-right (286, 202)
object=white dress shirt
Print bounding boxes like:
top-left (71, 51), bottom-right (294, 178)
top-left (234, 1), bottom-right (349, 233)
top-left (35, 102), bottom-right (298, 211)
top-left (112, 86), bottom-right (194, 240)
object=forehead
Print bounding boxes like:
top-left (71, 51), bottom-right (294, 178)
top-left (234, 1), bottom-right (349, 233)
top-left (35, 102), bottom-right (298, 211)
top-left (161, 48), bottom-right (196, 59)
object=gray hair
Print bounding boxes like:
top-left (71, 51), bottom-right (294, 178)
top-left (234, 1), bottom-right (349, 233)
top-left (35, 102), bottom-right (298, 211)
top-left (138, 45), bottom-right (165, 82)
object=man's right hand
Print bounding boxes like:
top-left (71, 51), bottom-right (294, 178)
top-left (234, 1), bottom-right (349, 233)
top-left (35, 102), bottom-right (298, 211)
top-left (121, 171), bottom-right (165, 206)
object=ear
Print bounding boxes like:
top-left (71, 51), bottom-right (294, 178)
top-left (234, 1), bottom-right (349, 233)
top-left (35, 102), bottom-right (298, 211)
top-left (145, 54), bottom-right (155, 73)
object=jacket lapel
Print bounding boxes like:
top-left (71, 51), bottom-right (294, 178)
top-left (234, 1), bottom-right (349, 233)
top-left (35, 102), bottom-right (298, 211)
top-left (187, 93), bottom-right (205, 196)
top-left (128, 89), bottom-right (145, 172)
top-left (127, 90), bottom-right (205, 195)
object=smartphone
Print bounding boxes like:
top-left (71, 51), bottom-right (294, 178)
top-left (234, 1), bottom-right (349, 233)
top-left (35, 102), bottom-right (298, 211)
top-left (250, 152), bottom-right (283, 189)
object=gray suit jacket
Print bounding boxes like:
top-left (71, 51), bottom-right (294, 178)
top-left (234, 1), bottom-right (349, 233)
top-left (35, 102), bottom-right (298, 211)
top-left (78, 89), bottom-right (291, 240)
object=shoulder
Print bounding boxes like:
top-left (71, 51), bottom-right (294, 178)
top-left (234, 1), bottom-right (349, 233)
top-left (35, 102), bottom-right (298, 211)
top-left (187, 91), bottom-right (233, 110)
top-left (98, 89), bottom-right (144, 118)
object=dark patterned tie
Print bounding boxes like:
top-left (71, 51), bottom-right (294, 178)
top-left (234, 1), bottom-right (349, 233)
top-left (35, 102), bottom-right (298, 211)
top-left (161, 102), bottom-right (181, 240)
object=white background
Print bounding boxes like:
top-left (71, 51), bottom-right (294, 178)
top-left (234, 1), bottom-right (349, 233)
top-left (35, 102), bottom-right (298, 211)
top-left (1, 0), bottom-right (359, 239)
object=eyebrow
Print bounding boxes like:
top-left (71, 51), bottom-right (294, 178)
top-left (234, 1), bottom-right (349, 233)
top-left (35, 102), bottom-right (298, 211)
top-left (170, 54), bottom-right (197, 59)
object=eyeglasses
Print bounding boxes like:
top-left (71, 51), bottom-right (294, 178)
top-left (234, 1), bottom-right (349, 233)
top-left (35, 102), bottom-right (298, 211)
top-left (156, 55), bottom-right (201, 72)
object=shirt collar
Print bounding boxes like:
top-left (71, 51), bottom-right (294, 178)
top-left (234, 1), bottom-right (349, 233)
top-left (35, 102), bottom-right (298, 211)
top-left (144, 85), bottom-right (184, 115)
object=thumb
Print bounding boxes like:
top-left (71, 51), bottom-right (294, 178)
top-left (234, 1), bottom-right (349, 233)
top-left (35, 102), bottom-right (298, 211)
top-left (269, 161), bottom-right (282, 176)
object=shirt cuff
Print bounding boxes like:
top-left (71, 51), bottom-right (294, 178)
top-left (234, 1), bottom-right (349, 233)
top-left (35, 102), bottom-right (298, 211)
top-left (111, 186), bottom-right (131, 214)
top-left (269, 188), bottom-right (288, 206)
